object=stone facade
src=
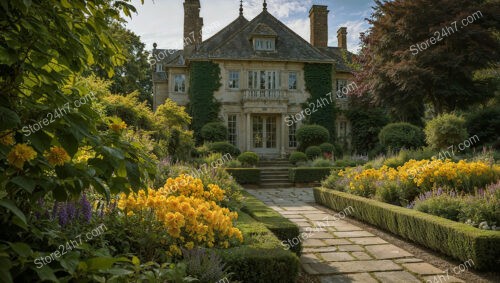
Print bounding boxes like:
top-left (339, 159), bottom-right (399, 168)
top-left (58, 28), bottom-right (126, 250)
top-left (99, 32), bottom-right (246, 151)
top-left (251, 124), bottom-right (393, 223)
top-left (152, 1), bottom-right (354, 158)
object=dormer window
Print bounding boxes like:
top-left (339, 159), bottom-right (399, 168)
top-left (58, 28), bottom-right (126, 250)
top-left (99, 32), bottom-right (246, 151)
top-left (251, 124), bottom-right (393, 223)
top-left (156, 63), bottom-right (163, 72)
top-left (254, 38), bottom-right (275, 51)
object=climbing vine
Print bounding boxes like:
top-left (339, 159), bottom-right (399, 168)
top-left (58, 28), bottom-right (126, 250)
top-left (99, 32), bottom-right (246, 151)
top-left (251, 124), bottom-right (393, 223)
top-left (188, 61), bottom-right (222, 143)
top-left (303, 63), bottom-right (335, 141)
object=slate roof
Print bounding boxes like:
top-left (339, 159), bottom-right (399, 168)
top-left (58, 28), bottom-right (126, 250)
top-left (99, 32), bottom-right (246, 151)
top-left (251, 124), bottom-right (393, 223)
top-left (190, 11), bottom-right (334, 63)
top-left (152, 49), bottom-right (184, 66)
top-left (316, 47), bottom-right (354, 73)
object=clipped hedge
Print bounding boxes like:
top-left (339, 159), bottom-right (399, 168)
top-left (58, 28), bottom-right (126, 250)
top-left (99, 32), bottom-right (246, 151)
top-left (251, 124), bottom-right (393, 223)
top-left (289, 167), bottom-right (336, 183)
top-left (217, 212), bottom-right (299, 283)
top-left (314, 188), bottom-right (500, 271)
top-left (207, 141), bottom-right (241, 156)
top-left (240, 190), bottom-right (302, 256)
top-left (225, 168), bottom-right (260, 185)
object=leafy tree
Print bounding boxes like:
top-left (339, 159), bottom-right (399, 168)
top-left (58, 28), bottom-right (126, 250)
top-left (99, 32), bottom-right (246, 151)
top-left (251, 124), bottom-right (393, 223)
top-left (353, 0), bottom-right (500, 122)
top-left (425, 113), bottom-right (468, 150)
top-left (0, 0), bottom-right (156, 280)
top-left (91, 23), bottom-right (153, 106)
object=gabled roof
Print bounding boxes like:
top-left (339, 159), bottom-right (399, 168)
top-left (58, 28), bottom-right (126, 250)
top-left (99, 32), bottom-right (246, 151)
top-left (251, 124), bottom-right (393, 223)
top-left (152, 49), bottom-right (185, 66)
top-left (190, 11), bottom-right (334, 63)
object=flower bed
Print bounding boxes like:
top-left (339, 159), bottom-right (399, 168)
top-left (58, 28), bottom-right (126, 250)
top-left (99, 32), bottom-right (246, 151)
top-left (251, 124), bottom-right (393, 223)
top-left (322, 159), bottom-right (499, 228)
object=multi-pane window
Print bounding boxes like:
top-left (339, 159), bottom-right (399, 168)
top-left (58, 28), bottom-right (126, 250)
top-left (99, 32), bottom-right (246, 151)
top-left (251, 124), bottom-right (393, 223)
top-left (228, 71), bottom-right (240, 89)
top-left (288, 123), bottom-right (297, 148)
top-left (156, 63), bottom-right (163, 72)
top-left (255, 38), bottom-right (275, 51)
top-left (248, 70), bottom-right (279, 89)
top-left (288, 72), bottom-right (297, 90)
top-left (228, 115), bottom-right (237, 146)
top-left (174, 74), bottom-right (186, 93)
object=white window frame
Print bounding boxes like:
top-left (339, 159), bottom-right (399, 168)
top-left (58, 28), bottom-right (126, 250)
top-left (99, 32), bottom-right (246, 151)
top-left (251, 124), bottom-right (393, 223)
top-left (156, 63), bottom-right (163, 72)
top-left (174, 74), bottom-right (186, 93)
top-left (288, 72), bottom-right (298, 90)
top-left (254, 38), bottom-right (275, 51)
top-left (248, 70), bottom-right (279, 90)
top-left (228, 71), bottom-right (240, 89)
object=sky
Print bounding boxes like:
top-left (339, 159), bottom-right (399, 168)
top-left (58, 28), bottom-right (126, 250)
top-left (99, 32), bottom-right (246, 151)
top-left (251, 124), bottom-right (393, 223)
top-left (124, 0), bottom-right (375, 53)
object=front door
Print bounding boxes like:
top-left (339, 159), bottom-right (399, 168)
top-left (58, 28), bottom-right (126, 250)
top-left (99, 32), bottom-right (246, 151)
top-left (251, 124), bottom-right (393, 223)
top-left (252, 115), bottom-right (278, 154)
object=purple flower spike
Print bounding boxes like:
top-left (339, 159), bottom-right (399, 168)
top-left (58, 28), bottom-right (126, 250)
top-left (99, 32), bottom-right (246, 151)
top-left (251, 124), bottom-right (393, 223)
top-left (58, 205), bottom-right (68, 227)
top-left (67, 202), bottom-right (77, 221)
top-left (80, 194), bottom-right (92, 223)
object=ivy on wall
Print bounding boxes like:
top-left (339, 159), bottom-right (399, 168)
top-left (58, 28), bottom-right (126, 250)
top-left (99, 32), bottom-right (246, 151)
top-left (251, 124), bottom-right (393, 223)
top-left (303, 63), bottom-right (335, 141)
top-left (188, 61), bottom-right (222, 143)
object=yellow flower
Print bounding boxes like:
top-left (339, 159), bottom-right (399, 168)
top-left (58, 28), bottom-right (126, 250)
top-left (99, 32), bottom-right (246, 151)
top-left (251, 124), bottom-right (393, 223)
top-left (0, 131), bottom-right (15, 146)
top-left (168, 244), bottom-right (182, 256)
top-left (45, 146), bottom-right (70, 166)
top-left (109, 120), bottom-right (127, 133)
top-left (7, 143), bottom-right (37, 169)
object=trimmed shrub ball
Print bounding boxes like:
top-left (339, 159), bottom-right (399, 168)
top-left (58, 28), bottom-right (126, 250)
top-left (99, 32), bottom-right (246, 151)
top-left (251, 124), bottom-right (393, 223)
top-left (378, 122), bottom-right (425, 151)
top-left (237, 152), bottom-right (259, 167)
top-left (207, 142), bottom-right (240, 157)
top-left (289, 151), bottom-right (307, 165)
top-left (201, 122), bottom-right (228, 143)
top-left (296, 125), bottom-right (330, 150)
top-left (305, 146), bottom-right (322, 160)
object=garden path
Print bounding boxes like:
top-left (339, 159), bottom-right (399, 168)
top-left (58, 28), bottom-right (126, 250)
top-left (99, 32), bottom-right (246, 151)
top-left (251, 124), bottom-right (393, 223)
top-left (245, 188), bottom-right (465, 283)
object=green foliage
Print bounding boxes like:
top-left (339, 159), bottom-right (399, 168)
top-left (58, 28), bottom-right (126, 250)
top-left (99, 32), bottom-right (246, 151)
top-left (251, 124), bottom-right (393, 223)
top-left (289, 168), bottom-right (334, 183)
top-left (466, 107), bottom-right (500, 149)
top-left (239, 190), bottom-right (302, 256)
top-left (347, 108), bottom-right (390, 154)
top-left (225, 169), bottom-right (260, 185)
top-left (101, 91), bottom-right (156, 130)
top-left (305, 146), bottom-right (322, 160)
top-left (289, 152), bottom-right (307, 165)
top-left (237, 152), bottom-right (259, 167)
top-left (319, 143), bottom-right (335, 154)
top-left (296, 125), bottom-right (330, 150)
top-left (303, 64), bottom-right (335, 139)
top-left (312, 158), bottom-right (333, 167)
top-left (201, 122), bottom-right (228, 143)
top-left (314, 188), bottom-right (500, 271)
top-left (188, 62), bottom-right (222, 143)
top-left (425, 113), bottom-right (468, 150)
top-left (207, 142), bottom-right (241, 157)
top-left (217, 212), bottom-right (300, 283)
top-left (378, 123), bottom-right (425, 151)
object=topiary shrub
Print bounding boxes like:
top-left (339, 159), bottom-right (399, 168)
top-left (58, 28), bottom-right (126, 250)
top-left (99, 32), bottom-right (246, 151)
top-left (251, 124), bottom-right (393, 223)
top-left (305, 146), bottom-right (322, 160)
top-left (425, 114), bottom-right (468, 150)
top-left (289, 152), bottom-right (307, 165)
top-left (207, 142), bottom-right (240, 157)
top-left (319, 143), bottom-right (334, 154)
top-left (238, 152), bottom-right (259, 167)
top-left (378, 122), bottom-right (425, 151)
top-left (296, 125), bottom-right (330, 150)
top-left (466, 107), bottom-right (500, 149)
top-left (201, 122), bottom-right (228, 143)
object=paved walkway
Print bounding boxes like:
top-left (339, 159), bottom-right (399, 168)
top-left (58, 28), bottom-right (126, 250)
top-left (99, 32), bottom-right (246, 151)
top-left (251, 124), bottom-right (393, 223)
top-left (246, 188), bottom-right (465, 283)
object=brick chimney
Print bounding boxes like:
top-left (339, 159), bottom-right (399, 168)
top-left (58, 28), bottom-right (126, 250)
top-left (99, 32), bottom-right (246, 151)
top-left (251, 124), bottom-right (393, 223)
top-left (184, 0), bottom-right (203, 49)
top-left (337, 27), bottom-right (347, 49)
top-left (309, 5), bottom-right (329, 48)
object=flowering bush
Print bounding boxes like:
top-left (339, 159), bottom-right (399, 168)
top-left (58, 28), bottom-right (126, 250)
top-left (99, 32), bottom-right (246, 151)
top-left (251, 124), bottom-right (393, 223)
top-left (118, 174), bottom-right (243, 256)
top-left (327, 159), bottom-right (499, 205)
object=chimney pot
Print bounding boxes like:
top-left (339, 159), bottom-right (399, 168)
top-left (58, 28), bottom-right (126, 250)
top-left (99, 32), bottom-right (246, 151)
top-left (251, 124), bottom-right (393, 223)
top-left (337, 27), bottom-right (347, 49)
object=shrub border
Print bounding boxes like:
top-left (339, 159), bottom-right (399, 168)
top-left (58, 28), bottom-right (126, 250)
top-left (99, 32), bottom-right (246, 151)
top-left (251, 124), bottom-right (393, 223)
top-left (217, 211), bottom-right (299, 282)
top-left (240, 190), bottom-right (302, 255)
top-left (289, 167), bottom-right (339, 184)
top-left (225, 168), bottom-right (260, 185)
top-left (313, 187), bottom-right (500, 271)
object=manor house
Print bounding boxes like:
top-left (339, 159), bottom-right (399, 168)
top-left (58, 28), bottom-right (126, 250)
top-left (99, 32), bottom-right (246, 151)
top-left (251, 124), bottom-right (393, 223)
top-left (152, 0), bottom-right (354, 157)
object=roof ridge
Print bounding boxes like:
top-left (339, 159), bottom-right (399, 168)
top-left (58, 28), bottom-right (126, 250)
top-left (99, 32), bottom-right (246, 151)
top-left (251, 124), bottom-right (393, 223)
top-left (196, 16), bottom-right (248, 53)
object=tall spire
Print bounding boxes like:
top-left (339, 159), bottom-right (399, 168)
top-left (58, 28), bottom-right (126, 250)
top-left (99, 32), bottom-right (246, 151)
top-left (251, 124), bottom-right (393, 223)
top-left (263, 0), bottom-right (267, 11)
top-left (239, 0), bottom-right (243, 16)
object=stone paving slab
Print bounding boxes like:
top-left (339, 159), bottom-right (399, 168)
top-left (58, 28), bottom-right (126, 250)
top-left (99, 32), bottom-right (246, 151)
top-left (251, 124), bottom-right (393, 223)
top-left (373, 271), bottom-right (421, 283)
top-left (245, 188), bottom-right (449, 282)
top-left (422, 275), bottom-right (465, 283)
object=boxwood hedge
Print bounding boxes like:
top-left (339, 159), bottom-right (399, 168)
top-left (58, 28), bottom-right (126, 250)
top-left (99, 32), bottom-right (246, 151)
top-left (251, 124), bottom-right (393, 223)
top-left (289, 167), bottom-right (338, 183)
top-left (217, 212), bottom-right (299, 282)
top-left (225, 168), bottom-right (260, 185)
top-left (240, 190), bottom-right (302, 255)
top-left (314, 187), bottom-right (500, 271)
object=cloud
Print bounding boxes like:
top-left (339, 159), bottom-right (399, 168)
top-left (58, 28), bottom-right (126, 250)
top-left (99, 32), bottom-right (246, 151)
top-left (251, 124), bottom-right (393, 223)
top-left (331, 19), bottom-right (368, 52)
